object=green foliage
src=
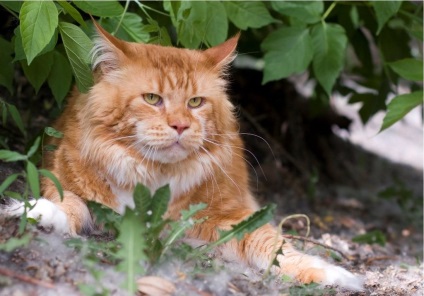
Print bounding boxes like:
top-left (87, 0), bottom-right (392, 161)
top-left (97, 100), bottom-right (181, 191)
top-left (352, 230), bottom-right (387, 247)
top-left (0, 233), bottom-right (32, 252)
top-left (67, 184), bottom-right (275, 294)
top-left (0, 0), bottom-right (421, 132)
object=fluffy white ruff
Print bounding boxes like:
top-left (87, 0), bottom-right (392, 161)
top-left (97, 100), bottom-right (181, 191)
top-left (1, 198), bottom-right (69, 234)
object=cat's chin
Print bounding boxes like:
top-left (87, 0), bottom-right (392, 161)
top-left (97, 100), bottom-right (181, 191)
top-left (143, 143), bottom-right (193, 164)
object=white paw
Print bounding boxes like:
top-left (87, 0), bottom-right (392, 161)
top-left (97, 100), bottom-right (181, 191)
top-left (3, 199), bottom-right (69, 234)
top-left (323, 263), bottom-right (364, 291)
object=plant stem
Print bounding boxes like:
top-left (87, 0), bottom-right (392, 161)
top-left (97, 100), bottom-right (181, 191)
top-left (322, 1), bottom-right (337, 21)
top-left (113, 0), bottom-right (130, 35)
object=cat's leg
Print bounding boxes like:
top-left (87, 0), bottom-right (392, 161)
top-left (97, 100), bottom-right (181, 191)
top-left (188, 220), bottom-right (362, 291)
top-left (232, 223), bottom-right (363, 290)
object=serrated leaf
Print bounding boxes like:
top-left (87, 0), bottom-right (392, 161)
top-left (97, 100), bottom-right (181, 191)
top-left (271, 1), bottom-right (323, 24)
top-left (262, 26), bottom-right (313, 83)
top-left (44, 126), bottom-right (64, 138)
top-left (0, 173), bottom-right (19, 194)
top-left (150, 185), bottom-right (170, 226)
top-left (19, 0), bottom-right (58, 64)
top-left (56, 0), bottom-right (86, 27)
top-left (224, 1), bottom-right (276, 30)
top-left (0, 37), bottom-right (14, 93)
top-left (311, 22), bottom-right (348, 96)
top-left (26, 161), bottom-right (40, 198)
top-left (26, 137), bottom-right (41, 158)
top-left (73, 0), bottom-right (123, 17)
top-left (6, 103), bottom-right (26, 137)
top-left (0, 150), bottom-right (27, 162)
top-left (20, 51), bottom-right (54, 93)
top-left (372, 1), bottom-right (402, 34)
top-left (116, 209), bottom-right (146, 294)
top-left (47, 50), bottom-right (73, 105)
top-left (39, 169), bottom-right (63, 201)
top-left (163, 203), bottom-right (207, 248)
top-left (380, 91), bottom-right (423, 132)
top-left (133, 183), bottom-right (152, 222)
top-left (59, 22), bottom-right (93, 93)
top-left (388, 58), bottom-right (423, 81)
top-left (216, 204), bottom-right (275, 243)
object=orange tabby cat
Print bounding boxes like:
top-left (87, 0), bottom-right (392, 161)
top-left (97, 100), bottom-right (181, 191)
top-left (6, 23), bottom-right (362, 290)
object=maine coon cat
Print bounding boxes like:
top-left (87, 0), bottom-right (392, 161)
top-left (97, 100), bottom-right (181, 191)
top-left (4, 23), bottom-right (362, 290)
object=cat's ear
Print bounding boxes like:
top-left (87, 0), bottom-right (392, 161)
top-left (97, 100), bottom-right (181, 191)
top-left (204, 33), bottom-right (240, 68)
top-left (91, 20), bottom-right (129, 75)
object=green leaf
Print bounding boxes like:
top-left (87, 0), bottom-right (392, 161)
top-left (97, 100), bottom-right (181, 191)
top-left (6, 103), bottom-right (26, 137)
top-left (150, 185), bottom-right (171, 226)
top-left (262, 26), bottom-right (313, 83)
top-left (0, 37), bottom-right (14, 93)
top-left (352, 230), bottom-right (386, 246)
top-left (174, 1), bottom-right (206, 49)
top-left (100, 12), bottom-right (150, 43)
top-left (311, 22), bottom-right (348, 96)
top-left (73, 0), bottom-right (123, 17)
top-left (204, 1), bottom-right (228, 46)
top-left (20, 51), bottom-right (54, 93)
top-left (26, 137), bottom-right (41, 158)
top-left (19, 0), bottom-right (58, 64)
top-left (47, 50), bottom-right (73, 105)
top-left (59, 22), bottom-right (93, 93)
top-left (0, 1), bottom-right (22, 13)
top-left (380, 91), bottom-right (423, 132)
top-left (372, 1), bottom-right (402, 34)
top-left (133, 183), bottom-right (152, 222)
top-left (116, 209), bottom-right (146, 294)
top-left (39, 169), bottom-right (64, 201)
top-left (26, 161), bottom-right (40, 198)
top-left (271, 1), bottom-right (324, 24)
top-left (0, 150), bottom-right (27, 162)
top-left (0, 173), bottom-right (19, 194)
top-left (0, 233), bottom-right (32, 252)
top-left (56, 0), bottom-right (86, 27)
top-left (387, 58), bottom-right (423, 81)
top-left (164, 203), bottom-right (207, 249)
top-left (44, 126), bottom-right (64, 138)
top-left (216, 204), bottom-right (275, 243)
top-left (224, 1), bottom-right (275, 30)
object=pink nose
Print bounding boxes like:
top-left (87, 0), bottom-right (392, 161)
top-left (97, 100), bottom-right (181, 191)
top-left (171, 123), bottom-right (190, 135)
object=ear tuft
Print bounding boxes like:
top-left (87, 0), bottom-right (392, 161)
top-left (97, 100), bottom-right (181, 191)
top-left (91, 20), bottom-right (127, 75)
top-left (205, 33), bottom-right (240, 68)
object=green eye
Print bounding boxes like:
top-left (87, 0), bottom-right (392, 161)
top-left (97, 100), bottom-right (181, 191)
top-left (143, 93), bottom-right (162, 105)
top-left (188, 97), bottom-right (203, 108)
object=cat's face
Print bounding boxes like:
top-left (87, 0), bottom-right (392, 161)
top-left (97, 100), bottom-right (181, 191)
top-left (83, 25), bottom-right (239, 165)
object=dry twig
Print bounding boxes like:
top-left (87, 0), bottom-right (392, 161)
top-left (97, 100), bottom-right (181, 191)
top-left (0, 266), bottom-right (55, 289)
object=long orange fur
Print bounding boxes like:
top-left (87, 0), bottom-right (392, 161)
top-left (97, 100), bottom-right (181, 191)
top-left (40, 23), bottom-right (362, 289)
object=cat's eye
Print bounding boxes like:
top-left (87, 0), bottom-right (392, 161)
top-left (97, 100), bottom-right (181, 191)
top-left (188, 97), bottom-right (203, 108)
top-left (143, 93), bottom-right (162, 105)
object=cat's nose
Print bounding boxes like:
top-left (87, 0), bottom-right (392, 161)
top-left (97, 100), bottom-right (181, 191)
top-left (170, 122), bottom-right (190, 135)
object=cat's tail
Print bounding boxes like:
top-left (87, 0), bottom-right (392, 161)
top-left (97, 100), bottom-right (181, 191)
top-left (0, 198), bottom-right (71, 234)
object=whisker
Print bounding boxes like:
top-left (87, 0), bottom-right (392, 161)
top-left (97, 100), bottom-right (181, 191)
top-left (200, 146), bottom-right (242, 196)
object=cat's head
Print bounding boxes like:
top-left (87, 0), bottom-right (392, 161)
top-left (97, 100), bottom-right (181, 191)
top-left (82, 23), bottom-right (239, 165)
